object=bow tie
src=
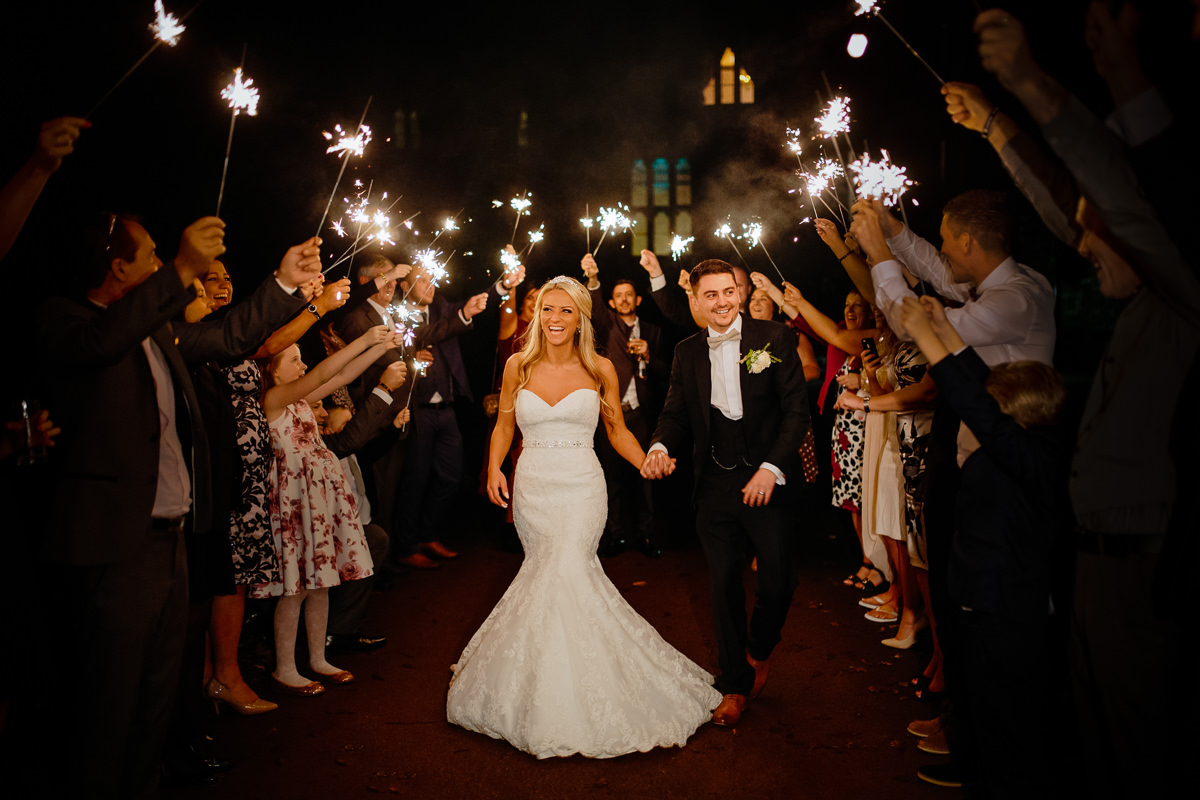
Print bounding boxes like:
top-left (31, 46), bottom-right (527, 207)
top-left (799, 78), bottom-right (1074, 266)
top-left (707, 329), bottom-right (741, 349)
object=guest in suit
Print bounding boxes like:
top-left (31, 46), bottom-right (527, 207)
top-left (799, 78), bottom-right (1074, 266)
top-left (394, 263), bottom-right (522, 565)
top-left (17, 214), bottom-right (317, 798)
top-left (898, 294), bottom-right (1065, 796)
top-left (580, 253), bottom-right (669, 556)
top-left (334, 256), bottom-right (416, 561)
top-left (642, 259), bottom-right (811, 728)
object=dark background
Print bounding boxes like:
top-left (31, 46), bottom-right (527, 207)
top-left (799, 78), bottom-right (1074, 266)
top-left (2, 0), bottom-right (1194, 403)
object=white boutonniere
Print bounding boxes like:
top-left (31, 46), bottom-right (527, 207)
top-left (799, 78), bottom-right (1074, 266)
top-left (740, 344), bottom-right (781, 374)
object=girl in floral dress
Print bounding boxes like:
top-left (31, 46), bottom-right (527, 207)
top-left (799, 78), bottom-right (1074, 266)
top-left (255, 324), bottom-right (401, 695)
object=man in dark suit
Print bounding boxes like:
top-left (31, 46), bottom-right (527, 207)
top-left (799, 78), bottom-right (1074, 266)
top-left (19, 215), bottom-right (317, 798)
top-left (334, 255), bottom-right (418, 562)
top-left (643, 259), bottom-right (810, 728)
top-left (581, 253), bottom-right (669, 556)
top-left (393, 263), bottom-right (520, 566)
top-left (638, 249), bottom-right (751, 329)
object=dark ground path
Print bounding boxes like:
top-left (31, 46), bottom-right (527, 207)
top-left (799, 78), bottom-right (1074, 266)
top-left (168, 497), bottom-right (952, 800)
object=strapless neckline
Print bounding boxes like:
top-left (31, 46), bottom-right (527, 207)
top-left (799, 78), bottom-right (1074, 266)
top-left (518, 387), bottom-right (596, 409)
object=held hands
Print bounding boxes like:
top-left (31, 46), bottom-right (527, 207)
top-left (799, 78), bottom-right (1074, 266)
top-left (33, 117), bottom-right (90, 174)
top-left (463, 291), bottom-right (489, 321)
top-left (299, 274), bottom-right (323, 302)
top-left (363, 324), bottom-right (392, 347)
top-left (415, 348), bottom-right (434, 367)
top-left (639, 250), bottom-right (663, 278)
top-left (393, 407), bottom-right (411, 428)
top-left (640, 450), bottom-right (676, 479)
top-left (175, 217), bottom-right (227, 283)
top-left (381, 360), bottom-right (408, 390)
top-left (486, 466), bottom-right (510, 508)
top-left (941, 82), bottom-right (995, 133)
top-left (782, 281), bottom-right (803, 309)
top-left (741, 468), bottom-right (777, 507)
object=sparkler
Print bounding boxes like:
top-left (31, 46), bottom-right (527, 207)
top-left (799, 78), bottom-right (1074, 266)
top-left (852, 0), bottom-right (945, 84)
top-left (215, 63), bottom-right (259, 217)
top-left (670, 234), bottom-right (694, 261)
top-left (814, 94), bottom-right (857, 200)
top-left (739, 222), bottom-right (785, 283)
top-left (785, 127), bottom-right (805, 163)
top-left (580, 204), bottom-right (593, 251)
top-left (849, 149), bottom-right (914, 207)
top-left (521, 225), bottom-right (545, 260)
top-left (506, 192), bottom-right (532, 244)
top-left (592, 204), bottom-right (634, 257)
top-left (314, 97), bottom-right (373, 240)
top-left (86, 1), bottom-right (202, 118)
top-left (714, 222), bottom-right (748, 269)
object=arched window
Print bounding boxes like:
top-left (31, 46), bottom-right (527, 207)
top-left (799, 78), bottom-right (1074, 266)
top-left (517, 110), bottom-right (529, 148)
top-left (653, 211), bottom-right (672, 255)
top-left (631, 211), bottom-right (648, 254)
top-left (720, 47), bottom-right (736, 105)
top-left (631, 160), bottom-right (648, 208)
top-left (675, 159), bottom-right (692, 206)
top-left (704, 48), bottom-right (754, 106)
top-left (675, 211), bottom-right (693, 240)
top-left (652, 158), bottom-right (670, 207)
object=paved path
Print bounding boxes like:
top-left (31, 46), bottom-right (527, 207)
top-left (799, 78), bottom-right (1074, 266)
top-left (169, 499), bottom-right (952, 799)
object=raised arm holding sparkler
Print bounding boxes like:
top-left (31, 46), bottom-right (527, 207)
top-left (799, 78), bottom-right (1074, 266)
top-left (1, 117), bottom-right (89, 260)
top-left (215, 64), bottom-right (260, 217)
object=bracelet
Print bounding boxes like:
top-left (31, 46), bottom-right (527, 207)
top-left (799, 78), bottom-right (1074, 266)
top-left (376, 382), bottom-right (393, 395)
top-left (306, 303), bottom-right (321, 320)
top-left (981, 107), bottom-right (1000, 139)
top-left (838, 251), bottom-right (854, 262)
top-left (863, 397), bottom-right (870, 413)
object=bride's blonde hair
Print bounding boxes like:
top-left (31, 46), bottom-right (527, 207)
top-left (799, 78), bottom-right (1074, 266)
top-left (514, 275), bottom-right (611, 417)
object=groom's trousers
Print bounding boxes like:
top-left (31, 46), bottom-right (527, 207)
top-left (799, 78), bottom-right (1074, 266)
top-left (695, 462), bottom-right (797, 696)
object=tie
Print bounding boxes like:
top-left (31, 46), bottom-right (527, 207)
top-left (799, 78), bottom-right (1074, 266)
top-left (707, 329), bottom-right (741, 349)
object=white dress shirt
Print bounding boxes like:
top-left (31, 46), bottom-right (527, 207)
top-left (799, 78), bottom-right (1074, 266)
top-left (650, 314), bottom-right (784, 484)
top-left (141, 338), bottom-right (192, 518)
top-left (873, 225), bottom-right (1056, 367)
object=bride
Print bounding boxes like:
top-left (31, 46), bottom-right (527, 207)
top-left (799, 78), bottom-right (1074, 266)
top-left (447, 275), bottom-right (720, 758)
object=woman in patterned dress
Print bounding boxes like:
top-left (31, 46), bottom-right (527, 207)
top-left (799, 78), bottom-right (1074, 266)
top-left (256, 326), bottom-right (399, 694)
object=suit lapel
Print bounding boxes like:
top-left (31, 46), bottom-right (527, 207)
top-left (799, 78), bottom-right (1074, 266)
top-left (738, 317), bottom-right (755, 408)
top-left (691, 334), bottom-right (712, 433)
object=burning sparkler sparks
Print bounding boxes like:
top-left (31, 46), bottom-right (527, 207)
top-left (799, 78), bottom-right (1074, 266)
top-left (670, 235), bottom-right (694, 261)
top-left (151, 0), bottom-right (186, 46)
top-left (414, 249), bottom-right (449, 286)
top-left (853, 0), bottom-right (878, 16)
top-left (220, 67), bottom-right (259, 116)
top-left (849, 0), bottom-right (945, 84)
top-left (815, 97), bottom-right (851, 139)
top-left (214, 59), bottom-right (259, 217)
top-left (591, 204), bottom-right (634, 256)
top-left (850, 149), bottom-right (914, 206)
top-left (500, 248), bottom-right (522, 275)
top-left (323, 123), bottom-right (373, 157)
top-left (785, 128), bottom-right (805, 158)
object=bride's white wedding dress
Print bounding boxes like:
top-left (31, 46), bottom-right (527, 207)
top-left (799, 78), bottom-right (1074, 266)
top-left (447, 388), bottom-right (720, 758)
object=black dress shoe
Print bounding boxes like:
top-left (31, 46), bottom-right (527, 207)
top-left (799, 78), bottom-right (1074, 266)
top-left (326, 633), bottom-right (387, 654)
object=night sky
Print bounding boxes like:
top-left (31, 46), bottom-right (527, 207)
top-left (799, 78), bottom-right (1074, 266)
top-left (2, 0), bottom-right (1192, 389)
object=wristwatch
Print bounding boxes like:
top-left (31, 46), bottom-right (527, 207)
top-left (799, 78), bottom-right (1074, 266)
top-left (306, 303), bottom-right (321, 320)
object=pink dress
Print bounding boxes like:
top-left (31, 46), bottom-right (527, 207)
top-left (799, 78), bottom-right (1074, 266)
top-left (251, 400), bottom-right (373, 598)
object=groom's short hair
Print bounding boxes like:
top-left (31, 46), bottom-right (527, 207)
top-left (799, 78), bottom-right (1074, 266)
top-left (689, 259), bottom-right (735, 289)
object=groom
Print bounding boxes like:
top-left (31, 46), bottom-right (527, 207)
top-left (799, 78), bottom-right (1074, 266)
top-left (642, 259), bottom-right (810, 727)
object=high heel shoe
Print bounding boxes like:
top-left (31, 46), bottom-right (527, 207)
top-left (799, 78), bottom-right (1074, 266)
top-left (205, 678), bottom-right (278, 715)
top-left (882, 616), bottom-right (929, 649)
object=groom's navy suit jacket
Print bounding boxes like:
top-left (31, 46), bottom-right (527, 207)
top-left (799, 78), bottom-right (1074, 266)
top-left (651, 314), bottom-right (811, 498)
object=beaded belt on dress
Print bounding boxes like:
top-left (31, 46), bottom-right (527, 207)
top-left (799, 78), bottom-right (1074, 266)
top-left (522, 439), bottom-right (589, 448)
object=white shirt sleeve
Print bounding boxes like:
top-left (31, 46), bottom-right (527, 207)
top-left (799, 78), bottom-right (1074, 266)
top-left (885, 226), bottom-right (971, 303)
top-left (649, 273), bottom-right (667, 292)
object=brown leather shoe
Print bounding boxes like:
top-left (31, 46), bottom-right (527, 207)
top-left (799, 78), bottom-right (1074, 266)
top-left (395, 552), bottom-right (440, 569)
top-left (747, 653), bottom-right (769, 700)
top-left (420, 541), bottom-right (459, 559)
top-left (712, 693), bottom-right (747, 727)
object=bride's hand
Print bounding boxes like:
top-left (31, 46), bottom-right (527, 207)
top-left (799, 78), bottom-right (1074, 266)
top-left (486, 466), bottom-right (510, 508)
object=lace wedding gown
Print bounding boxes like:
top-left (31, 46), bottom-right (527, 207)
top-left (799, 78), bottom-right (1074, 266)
top-left (447, 388), bottom-right (721, 758)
